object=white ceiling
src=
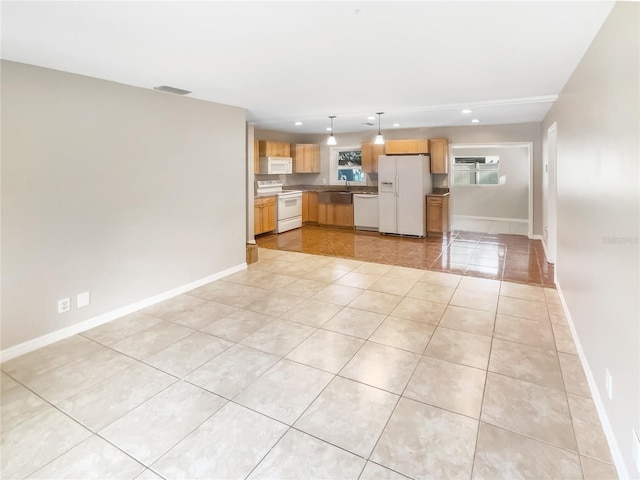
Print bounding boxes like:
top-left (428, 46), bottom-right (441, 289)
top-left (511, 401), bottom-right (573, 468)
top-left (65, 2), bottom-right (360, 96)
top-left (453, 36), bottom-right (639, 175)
top-left (1, 1), bottom-right (614, 134)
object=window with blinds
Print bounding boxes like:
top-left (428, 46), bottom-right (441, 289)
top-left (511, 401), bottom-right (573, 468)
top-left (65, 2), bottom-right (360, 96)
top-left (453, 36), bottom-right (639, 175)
top-left (452, 156), bottom-right (500, 185)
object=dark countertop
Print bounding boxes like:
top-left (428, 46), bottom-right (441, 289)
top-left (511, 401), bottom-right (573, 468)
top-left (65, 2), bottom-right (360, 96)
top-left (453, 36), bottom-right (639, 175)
top-left (284, 184), bottom-right (378, 194)
top-left (429, 188), bottom-right (450, 197)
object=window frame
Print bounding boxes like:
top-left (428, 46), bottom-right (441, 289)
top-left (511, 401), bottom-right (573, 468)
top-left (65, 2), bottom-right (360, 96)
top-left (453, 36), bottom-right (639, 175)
top-left (329, 145), bottom-right (366, 186)
top-left (452, 155), bottom-right (501, 186)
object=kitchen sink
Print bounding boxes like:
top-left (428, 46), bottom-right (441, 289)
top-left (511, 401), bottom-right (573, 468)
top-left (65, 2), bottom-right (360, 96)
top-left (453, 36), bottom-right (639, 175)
top-left (318, 191), bottom-right (353, 204)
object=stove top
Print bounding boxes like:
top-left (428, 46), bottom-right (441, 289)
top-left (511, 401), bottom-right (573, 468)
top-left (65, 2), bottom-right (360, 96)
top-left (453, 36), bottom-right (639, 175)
top-left (255, 179), bottom-right (283, 195)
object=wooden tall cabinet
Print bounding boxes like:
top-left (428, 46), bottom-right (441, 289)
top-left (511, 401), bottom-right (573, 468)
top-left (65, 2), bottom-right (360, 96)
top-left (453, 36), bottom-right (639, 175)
top-left (385, 139), bottom-right (429, 155)
top-left (258, 141), bottom-right (290, 157)
top-left (429, 138), bottom-right (449, 174)
top-left (254, 196), bottom-right (276, 235)
top-left (426, 195), bottom-right (450, 236)
top-left (291, 144), bottom-right (320, 173)
top-left (361, 142), bottom-right (385, 173)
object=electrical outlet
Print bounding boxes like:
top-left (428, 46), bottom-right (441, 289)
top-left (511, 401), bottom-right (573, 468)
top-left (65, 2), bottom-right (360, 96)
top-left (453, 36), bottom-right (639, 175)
top-left (57, 298), bottom-right (70, 313)
top-left (77, 291), bottom-right (90, 308)
top-left (605, 368), bottom-right (613, 399)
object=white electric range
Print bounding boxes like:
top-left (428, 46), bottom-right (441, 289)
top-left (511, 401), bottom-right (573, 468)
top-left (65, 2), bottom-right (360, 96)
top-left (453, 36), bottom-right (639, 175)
top-left (255, 180), bottom-right (303, 233)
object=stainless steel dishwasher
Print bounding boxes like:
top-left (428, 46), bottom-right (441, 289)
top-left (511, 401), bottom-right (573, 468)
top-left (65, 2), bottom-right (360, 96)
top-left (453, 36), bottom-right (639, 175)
top-left (353, 194), bottom-right (379, 231)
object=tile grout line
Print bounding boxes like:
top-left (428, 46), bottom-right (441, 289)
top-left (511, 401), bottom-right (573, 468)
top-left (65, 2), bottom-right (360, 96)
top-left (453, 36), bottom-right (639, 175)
top-left (469, 304), bottom-right (498, 480)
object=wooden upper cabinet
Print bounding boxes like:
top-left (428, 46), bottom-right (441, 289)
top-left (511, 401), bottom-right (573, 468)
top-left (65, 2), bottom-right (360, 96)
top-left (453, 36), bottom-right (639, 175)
top-left (361, 142), bottom-right (385, 173)
top-left (385, 139), bottom-right (429, 155)
top-left (429, 138), bottom-right (449, 174)
top-left (291, 143), bottom-right (320, 173)
top-left (258, 140), bottom-right (290, 157)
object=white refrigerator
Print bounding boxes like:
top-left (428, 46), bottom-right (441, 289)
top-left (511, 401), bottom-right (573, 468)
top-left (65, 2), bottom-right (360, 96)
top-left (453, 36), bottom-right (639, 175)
top-left (378, 155), bottom-right (432, 237)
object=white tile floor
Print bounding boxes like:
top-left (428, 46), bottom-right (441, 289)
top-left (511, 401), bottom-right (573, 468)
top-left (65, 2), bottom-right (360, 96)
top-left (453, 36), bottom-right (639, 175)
top-left (1, 249), bottom-right (618, 480)
top-left (453, 216), bottom-right (529, 235)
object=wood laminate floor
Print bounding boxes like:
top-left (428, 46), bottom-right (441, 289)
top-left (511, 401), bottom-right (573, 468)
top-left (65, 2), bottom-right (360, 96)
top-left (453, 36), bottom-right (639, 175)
top-left (256, 225), bottom-right (555, 287)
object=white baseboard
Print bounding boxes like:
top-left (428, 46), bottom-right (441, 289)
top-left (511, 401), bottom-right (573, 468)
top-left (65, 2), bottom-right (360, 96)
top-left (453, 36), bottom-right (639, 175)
top-left (533, 234), bottom-right (548, 253)
top-left (453, 214), bottom-right (528, 224)
top-left (555, 280), bottom-right (627, 479)
top-left (0, 262), bottom-right (247, 363)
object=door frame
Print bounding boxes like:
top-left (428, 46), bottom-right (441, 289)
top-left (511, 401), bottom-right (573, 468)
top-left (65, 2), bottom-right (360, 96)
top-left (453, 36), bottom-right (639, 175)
top-left (543, 122), bottom-right (558, 264)
top-left (448, 142), bottom-right (533, 238)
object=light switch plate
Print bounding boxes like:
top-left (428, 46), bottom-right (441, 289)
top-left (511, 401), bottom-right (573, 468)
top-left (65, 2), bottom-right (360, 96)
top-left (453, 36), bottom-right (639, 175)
top-left (77, 291), bottom-right (90, 308)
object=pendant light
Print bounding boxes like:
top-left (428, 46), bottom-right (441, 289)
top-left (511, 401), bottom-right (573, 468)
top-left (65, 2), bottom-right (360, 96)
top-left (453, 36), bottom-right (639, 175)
top-left (327, 116), bottom-right (337, 145)
top-left (374, 112), bottom-right (385, 145)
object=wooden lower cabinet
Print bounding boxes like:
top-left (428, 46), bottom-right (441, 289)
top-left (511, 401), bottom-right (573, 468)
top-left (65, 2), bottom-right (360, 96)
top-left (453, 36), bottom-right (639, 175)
top-left (308, 192), bottom-right (318, 223)
top-left (302, 192), bottom-right (309, 222)
top-left (302, 192), bottom-right (318, 223)
top-left (318, 203), bottom-right (354, 227)
top-left (426, 195), bottom-right (450, 236)
top-left (254, 196), bottom-right (276, 235)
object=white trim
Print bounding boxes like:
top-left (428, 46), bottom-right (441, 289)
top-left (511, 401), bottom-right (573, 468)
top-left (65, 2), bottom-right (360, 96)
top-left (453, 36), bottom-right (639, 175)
top-left (543, 122), bottom-right (558, 264)
top-left (329, 145), bottom-right (365, 186)
top-left (533, 233), bottom-right (549, 252)
top-left (449, 142), bottom-right (534, 239)
top-left (555, 280), bottom-right (627, 480)
top-left (454, 214), bottom-right (527, 223)
top-left (533, 234), bottom-right (557, 282)
top-left (0, 262), bottom-right (247, 363)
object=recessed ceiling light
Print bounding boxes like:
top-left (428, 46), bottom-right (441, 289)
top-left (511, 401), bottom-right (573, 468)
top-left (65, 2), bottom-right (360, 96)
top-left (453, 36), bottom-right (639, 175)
top-left (326, 127), bottom-right (333, 131)
top-left (393, 123), bottom-right (400, 127)
top-left (367, 116), bottom-right (375, 120)
top-left (471, 119), bottom-right (480, 123)
top-left (294, 121), bottom-right (302, 126)
top-left (153, 85), bottom-right (191, 95)
top-left (462, 109), bottom-right (473, 114)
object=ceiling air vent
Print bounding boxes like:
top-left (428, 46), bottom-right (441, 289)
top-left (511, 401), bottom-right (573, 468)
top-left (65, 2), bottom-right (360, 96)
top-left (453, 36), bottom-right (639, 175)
top-left (361, 122), bottom-right (375, 126)
top-left (153, 85), bottom-right (191, 95)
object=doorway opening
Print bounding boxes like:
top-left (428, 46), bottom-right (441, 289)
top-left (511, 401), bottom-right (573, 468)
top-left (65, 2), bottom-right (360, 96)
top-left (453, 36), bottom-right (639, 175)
top-left (449, 143), bottom-right (533, 238)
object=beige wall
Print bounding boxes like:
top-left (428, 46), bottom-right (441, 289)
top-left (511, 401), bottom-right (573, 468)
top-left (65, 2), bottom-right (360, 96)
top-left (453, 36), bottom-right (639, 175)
top-left (1, 61), bottom-right (247, 351)
top-left (542, 3), bottom-right (639, 476)
top-left (258, 123), bottom-right (544, 233)
top-left (450, 145), bottom-right (530, 220)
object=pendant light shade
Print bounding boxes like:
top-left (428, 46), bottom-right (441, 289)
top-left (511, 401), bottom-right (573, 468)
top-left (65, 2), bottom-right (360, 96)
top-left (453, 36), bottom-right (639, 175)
top-left (327, 116), bottom-right (337, 145)
top-left (374, 112), bottom-right (385, 145)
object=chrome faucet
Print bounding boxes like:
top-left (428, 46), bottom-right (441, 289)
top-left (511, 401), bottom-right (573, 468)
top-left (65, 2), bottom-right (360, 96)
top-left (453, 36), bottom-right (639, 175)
top-left (343, 176), bottom-right (350, 191)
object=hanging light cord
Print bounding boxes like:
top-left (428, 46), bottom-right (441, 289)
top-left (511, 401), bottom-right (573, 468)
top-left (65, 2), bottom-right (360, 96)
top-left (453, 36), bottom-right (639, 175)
top-left (375, 112), bottom-right (385, 145)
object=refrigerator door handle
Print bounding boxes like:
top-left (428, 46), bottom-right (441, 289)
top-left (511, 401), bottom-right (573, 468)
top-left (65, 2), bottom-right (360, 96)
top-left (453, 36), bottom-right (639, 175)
top-left (395, 175), bottom-right (400, 197)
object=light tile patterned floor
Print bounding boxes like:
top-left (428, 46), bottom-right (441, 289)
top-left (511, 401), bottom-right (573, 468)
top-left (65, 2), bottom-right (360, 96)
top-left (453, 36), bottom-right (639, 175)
top-left (1, 249), bottom-right (618, 480)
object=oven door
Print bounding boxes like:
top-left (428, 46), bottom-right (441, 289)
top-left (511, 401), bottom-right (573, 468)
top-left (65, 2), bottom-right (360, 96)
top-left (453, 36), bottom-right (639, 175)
top-left (277, 193), bottom-right (302, 221)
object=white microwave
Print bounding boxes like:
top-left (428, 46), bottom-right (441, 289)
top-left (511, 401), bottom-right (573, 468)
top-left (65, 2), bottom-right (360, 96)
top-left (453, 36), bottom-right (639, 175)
top-left (258, 156), bottom-right (293, 175)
